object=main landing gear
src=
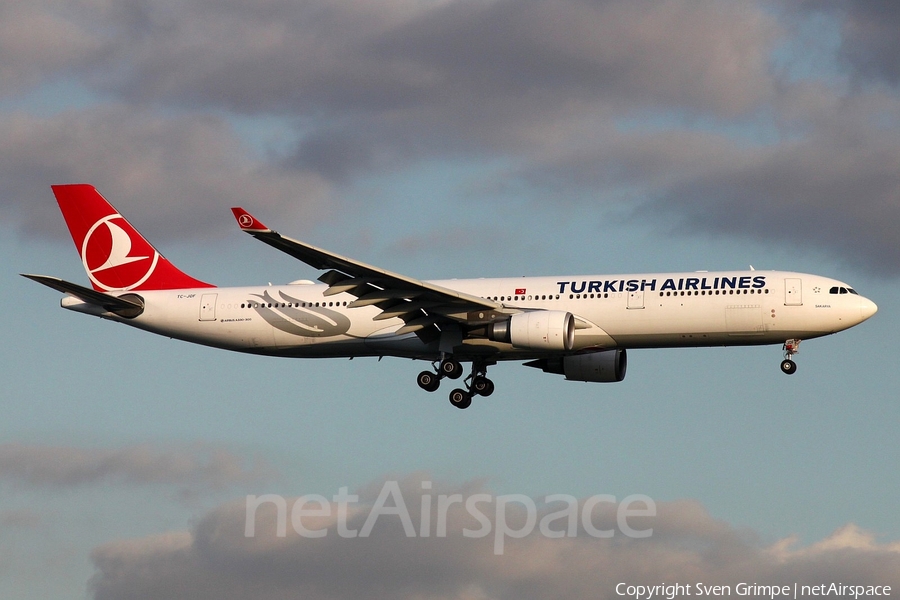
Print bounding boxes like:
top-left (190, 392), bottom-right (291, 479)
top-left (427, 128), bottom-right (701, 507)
top-left (416, 357), bottom-right (494, 409)
top-left (780, 339), bottom-right (801, 375)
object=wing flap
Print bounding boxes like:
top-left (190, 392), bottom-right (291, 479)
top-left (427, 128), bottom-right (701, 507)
top-left (372, 300), bottom-right (443, 321)
top-left (321, 277), bottom-right (376, 296)
top-left (395, 316), bottom-right (441, 335)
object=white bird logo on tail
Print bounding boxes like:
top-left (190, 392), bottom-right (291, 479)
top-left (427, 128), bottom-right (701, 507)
top-left (81, 214), bottom-right (159, 291)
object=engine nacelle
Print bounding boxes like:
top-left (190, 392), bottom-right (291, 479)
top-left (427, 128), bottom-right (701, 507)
top-left (487, 311), bottom-right (575, 351)
top-left (525, 349), bottom-right (627, 383)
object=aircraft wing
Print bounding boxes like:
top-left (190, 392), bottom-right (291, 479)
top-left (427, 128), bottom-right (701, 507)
top-left (21, 274), bottom-right (144, 316)
top-left (231, 208), bottom-right (509, 340)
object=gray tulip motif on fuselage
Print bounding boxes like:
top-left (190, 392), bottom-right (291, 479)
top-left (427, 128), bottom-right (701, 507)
top-left (248, 290), bottom-right (352, 338)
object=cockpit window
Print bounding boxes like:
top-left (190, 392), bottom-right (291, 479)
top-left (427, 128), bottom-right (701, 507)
top-left (829, 286), bottom-right (859, 295)
top-left (829, 286), bottom-right (839, 294)
top-left (848, 288), bottom-right (859, 295)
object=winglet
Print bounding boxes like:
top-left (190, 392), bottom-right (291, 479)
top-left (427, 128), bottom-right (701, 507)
top-left (231, 208), bottom-right (271, 233)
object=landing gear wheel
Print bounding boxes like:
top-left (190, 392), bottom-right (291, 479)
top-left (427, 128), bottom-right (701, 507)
top-left (781, 339), bottom-right (801, 375)
top-left (440, 359), bottom-right (464, 380)
top-left (449, 388), bottom-right (472, 409)
top-left (417, 370), bottom-right (441, 392)
top-left (471, 376), bottom-right (494, 397)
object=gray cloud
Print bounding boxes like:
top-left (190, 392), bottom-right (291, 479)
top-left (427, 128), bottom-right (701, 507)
top-left (523, 87), bottom-right (900, 274)
top-left (0, 106), bottom-right (333, 240)
top-left (4, 0), bottom-right (900, 274)
top-left (649, 127), bottom-right (900, 275)
top-left (0, 442), bottom-right (270, 491)
top-left (0, 0), bottom-right (105, 95)
top-left (88, 476), bottom-right (900, 600)
top-left (85, 0), bottom-right (777, 118)
top-left (2, 0), bottom-right (781, 177)
top-left (0, 509), bottom-right (42, 530)
top-left (827, 0), bottom-right (900, 86)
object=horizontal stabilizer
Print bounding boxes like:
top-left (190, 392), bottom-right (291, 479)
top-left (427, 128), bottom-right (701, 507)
top-left (21, 274), bottom-right (145, 316)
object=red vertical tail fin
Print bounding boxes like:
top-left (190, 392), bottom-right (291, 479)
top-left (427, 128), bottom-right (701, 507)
top-left (52, 184), bottom-right (215, 291)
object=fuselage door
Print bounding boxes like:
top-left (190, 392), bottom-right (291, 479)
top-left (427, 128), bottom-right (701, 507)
top-left (784, 278), bottom-right (802, 306)
top-left (627, 289), bottom-right (645, 309)
top-left (200, 293), bottom-right (218, 321)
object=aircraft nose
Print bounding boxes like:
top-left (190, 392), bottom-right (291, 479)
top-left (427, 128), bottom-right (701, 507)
top-left (859, 296), bottom-right (878, 322)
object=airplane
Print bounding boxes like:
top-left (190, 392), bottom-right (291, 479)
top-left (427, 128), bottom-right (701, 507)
top-left (23, 184), bottom-right (877, 409)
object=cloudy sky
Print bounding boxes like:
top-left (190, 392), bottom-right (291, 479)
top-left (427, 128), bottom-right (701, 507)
top-left (2, 0), bottom-right (900, 598)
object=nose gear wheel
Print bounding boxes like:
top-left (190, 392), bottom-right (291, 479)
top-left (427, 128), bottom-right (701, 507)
top-left (780, 339), bottom-right (801, 375)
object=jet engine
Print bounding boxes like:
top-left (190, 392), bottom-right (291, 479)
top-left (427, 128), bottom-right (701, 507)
top-left (487, 311), bottom-right (575, 351)
top-left (525, 349), bottom-right (627, 383)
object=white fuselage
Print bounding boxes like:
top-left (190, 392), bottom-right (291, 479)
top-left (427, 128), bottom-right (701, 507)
top-left (62, 270), bottom-right (877, 362)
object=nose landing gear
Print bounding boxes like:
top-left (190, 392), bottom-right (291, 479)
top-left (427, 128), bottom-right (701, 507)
top-left (780, 339), bottom-right (800, 374)
top-left (416, 357), bottom-right (495, 409)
